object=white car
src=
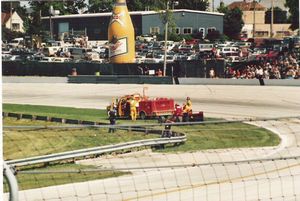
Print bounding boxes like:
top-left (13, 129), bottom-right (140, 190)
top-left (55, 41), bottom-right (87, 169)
top-left (52, 57), bottom-right (73, 62)
top-left (136, 35), bottom-right (155, 42)
top-left (39, 57), bottom-right (55, 62)
top-left (9, 55), bottom-right (22, 61)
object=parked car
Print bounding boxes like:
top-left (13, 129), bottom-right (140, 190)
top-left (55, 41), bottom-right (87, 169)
top-left (39, 57), bottom-right (55, 62)
top-left (52, 57), bottom-right (73, 62)
top-left (136, 35), bottom-right (156, 42)
top-left (9, 55), bottom-right (22, 61)
top-left (185, 39), bottom-right (199, 45)
top-left (199, 43), bottom-right (214, 52)
top-left (8, 38), bottom-right (24, 48)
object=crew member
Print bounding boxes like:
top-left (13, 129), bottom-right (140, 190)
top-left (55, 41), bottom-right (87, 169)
top-left (182, 97), bottom-right (192, 122)
top-left (185, 97), bottom-right (192, 113)
top-left (162, 119), bottom-right (173, 138)
top-left (108, 107), bottom-right (117, 133)
top-left (130, 98), bottom-right (137, 121)
top-left (173, 103), bottom-right (183, 122)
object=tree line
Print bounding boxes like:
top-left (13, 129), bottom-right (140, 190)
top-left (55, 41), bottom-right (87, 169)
top-left (1, 0), bottom-right (298, 42)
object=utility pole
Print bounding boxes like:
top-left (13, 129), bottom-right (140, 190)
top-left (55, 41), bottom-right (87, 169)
top-left (163, 1), bottom-right (169, 77)
top-left (10, 1), bottom-right (13, 31)
top-left (49, 6), bottom-right (53, 40)
top-left (253, 0), bottom-right (256, 39)
top-left (270, 0), bottom-right (274, 38)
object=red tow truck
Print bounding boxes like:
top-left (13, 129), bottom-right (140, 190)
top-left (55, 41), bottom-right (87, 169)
top-left (108, 92), bottom-right (204, 122)
top-left (108, 93), bottom-right (175, 120)
top-left (138, 98), bottom-right (175, 119)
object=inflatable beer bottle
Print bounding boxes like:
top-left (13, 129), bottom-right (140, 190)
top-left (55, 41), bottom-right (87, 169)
top-left (108, 0), bottom-right (135, 63)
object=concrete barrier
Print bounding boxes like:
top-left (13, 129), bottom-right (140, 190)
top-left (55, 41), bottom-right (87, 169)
top-left (178, 78), bottom-right (300, 86)
top-left (68, 75), bottom-right (173, 84)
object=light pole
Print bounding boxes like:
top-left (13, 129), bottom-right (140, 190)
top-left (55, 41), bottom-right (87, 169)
top-left (163, 1), bottom-right (178, 77)
top-left (270, 0), bottom-right (274, 38)
top-left (10, 2), bottom-right (12, 30)
top-left (253, 0), bottom-right (256, 39)
top-left (49, 6), bottom-right (60, 40)
top-left (163, 1), bottom-right (169, 77)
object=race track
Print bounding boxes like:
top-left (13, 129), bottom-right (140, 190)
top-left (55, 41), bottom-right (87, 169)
top-left (3, 83), bottom-right (300, 201)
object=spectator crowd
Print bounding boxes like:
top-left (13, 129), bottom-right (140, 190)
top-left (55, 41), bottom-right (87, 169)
top-left (224, 51), bottom-right (299, 79)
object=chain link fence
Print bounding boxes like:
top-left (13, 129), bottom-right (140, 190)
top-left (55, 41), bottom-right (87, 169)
top-left (3, 117), bottom-right (300, 201)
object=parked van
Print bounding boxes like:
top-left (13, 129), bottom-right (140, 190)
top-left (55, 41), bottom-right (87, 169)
top-left (199, 43), bottom-right (214, 52)
top-left (219, 47), bottom-right (239, 55)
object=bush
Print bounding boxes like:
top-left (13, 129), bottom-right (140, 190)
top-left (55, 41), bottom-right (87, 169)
top-left (2, 26), bottom-right (24, 41)
top-left (206, 30), bottom-right (221, 42)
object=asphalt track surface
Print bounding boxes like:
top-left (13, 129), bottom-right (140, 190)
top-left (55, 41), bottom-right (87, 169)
top-left (3, 83), bottom-right (300, 201)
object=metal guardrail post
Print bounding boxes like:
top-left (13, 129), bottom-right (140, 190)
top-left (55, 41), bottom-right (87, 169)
top-left (3, 162), bottom-right (19, 201)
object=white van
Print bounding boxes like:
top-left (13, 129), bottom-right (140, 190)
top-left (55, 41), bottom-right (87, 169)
top-left (219, 47), bottom-right (239, 55)
top-left (199, 43), bottom-right (214, 52)
top-left (8, 38), bottom-right (24, 48)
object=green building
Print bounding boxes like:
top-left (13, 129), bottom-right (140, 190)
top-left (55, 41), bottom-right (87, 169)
top-left (42, 9), bottom-right (224, 41)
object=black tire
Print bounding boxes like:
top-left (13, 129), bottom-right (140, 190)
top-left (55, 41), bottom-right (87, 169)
top-left (139, 111), bottom-right (146, 120)
top-left (158, 116), bottom-right (165, 123)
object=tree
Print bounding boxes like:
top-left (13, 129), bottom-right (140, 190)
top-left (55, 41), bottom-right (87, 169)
top-left (206, 30), bottom-right (221, 41)
top-left (29, 1), bottom-right (85, 16)
top-left (26, 1), bottom-right (86, 39)
top-left (285, 0), bottom-right (299, 30)
top-left (2, 26), bottom-right (24, 41)
top-left (87, 0), bottom-right (114, 13)
top-left (87, 0), bottom-right (166, 12)
top-left (64, 0), bottom-right (86, 14)
top-left (176, 0), bottom-right (209, 11)
top-left (265, 7), bottom-right (288, 24)
top-left (1, 2), bottom-right (27, 20)
top-left (1, 2), bottom-right (19, 13)
top-left (218, 3), bottom-right (244, 40)
top-left (127, 0), bottom-right (144, 11)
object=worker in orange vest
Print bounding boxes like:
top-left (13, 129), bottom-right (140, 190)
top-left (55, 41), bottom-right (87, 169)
top-left (183, 97), bottom-right (192, 113)
top-left (182, 97), bottom-right (192, 122)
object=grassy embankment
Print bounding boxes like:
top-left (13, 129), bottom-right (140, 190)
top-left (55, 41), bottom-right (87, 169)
top-left (3, 103), bottom-right (280, 190)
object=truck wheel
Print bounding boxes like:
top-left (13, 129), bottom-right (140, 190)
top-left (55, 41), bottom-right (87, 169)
top-left (139, 111), bottom-right (146, 120)
top-left (158, 116), bottom-right (165, 123)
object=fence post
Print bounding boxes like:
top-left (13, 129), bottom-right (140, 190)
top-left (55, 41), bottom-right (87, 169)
top-left (3, 162), bottom-right (19, 201)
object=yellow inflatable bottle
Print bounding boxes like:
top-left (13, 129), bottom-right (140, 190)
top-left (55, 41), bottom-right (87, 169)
top-left (108, 0), bottom-right (135, 63)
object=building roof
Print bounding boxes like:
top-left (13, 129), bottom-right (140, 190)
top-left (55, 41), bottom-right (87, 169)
top-left (41, 9), bottom-right (224, 19)
top-left (1, 12), bottom-right (12, 24)
top-left (228, 1), bottom-right (266, 11)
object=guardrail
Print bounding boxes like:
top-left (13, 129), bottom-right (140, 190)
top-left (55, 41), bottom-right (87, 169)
top-left (6, 134), bottom-right (186, 167)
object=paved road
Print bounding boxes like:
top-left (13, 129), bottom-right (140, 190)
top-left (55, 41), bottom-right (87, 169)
top-left (3, 83), bottom-right (300, 119)
top-left (3, 83), bottom-right (300, 201)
